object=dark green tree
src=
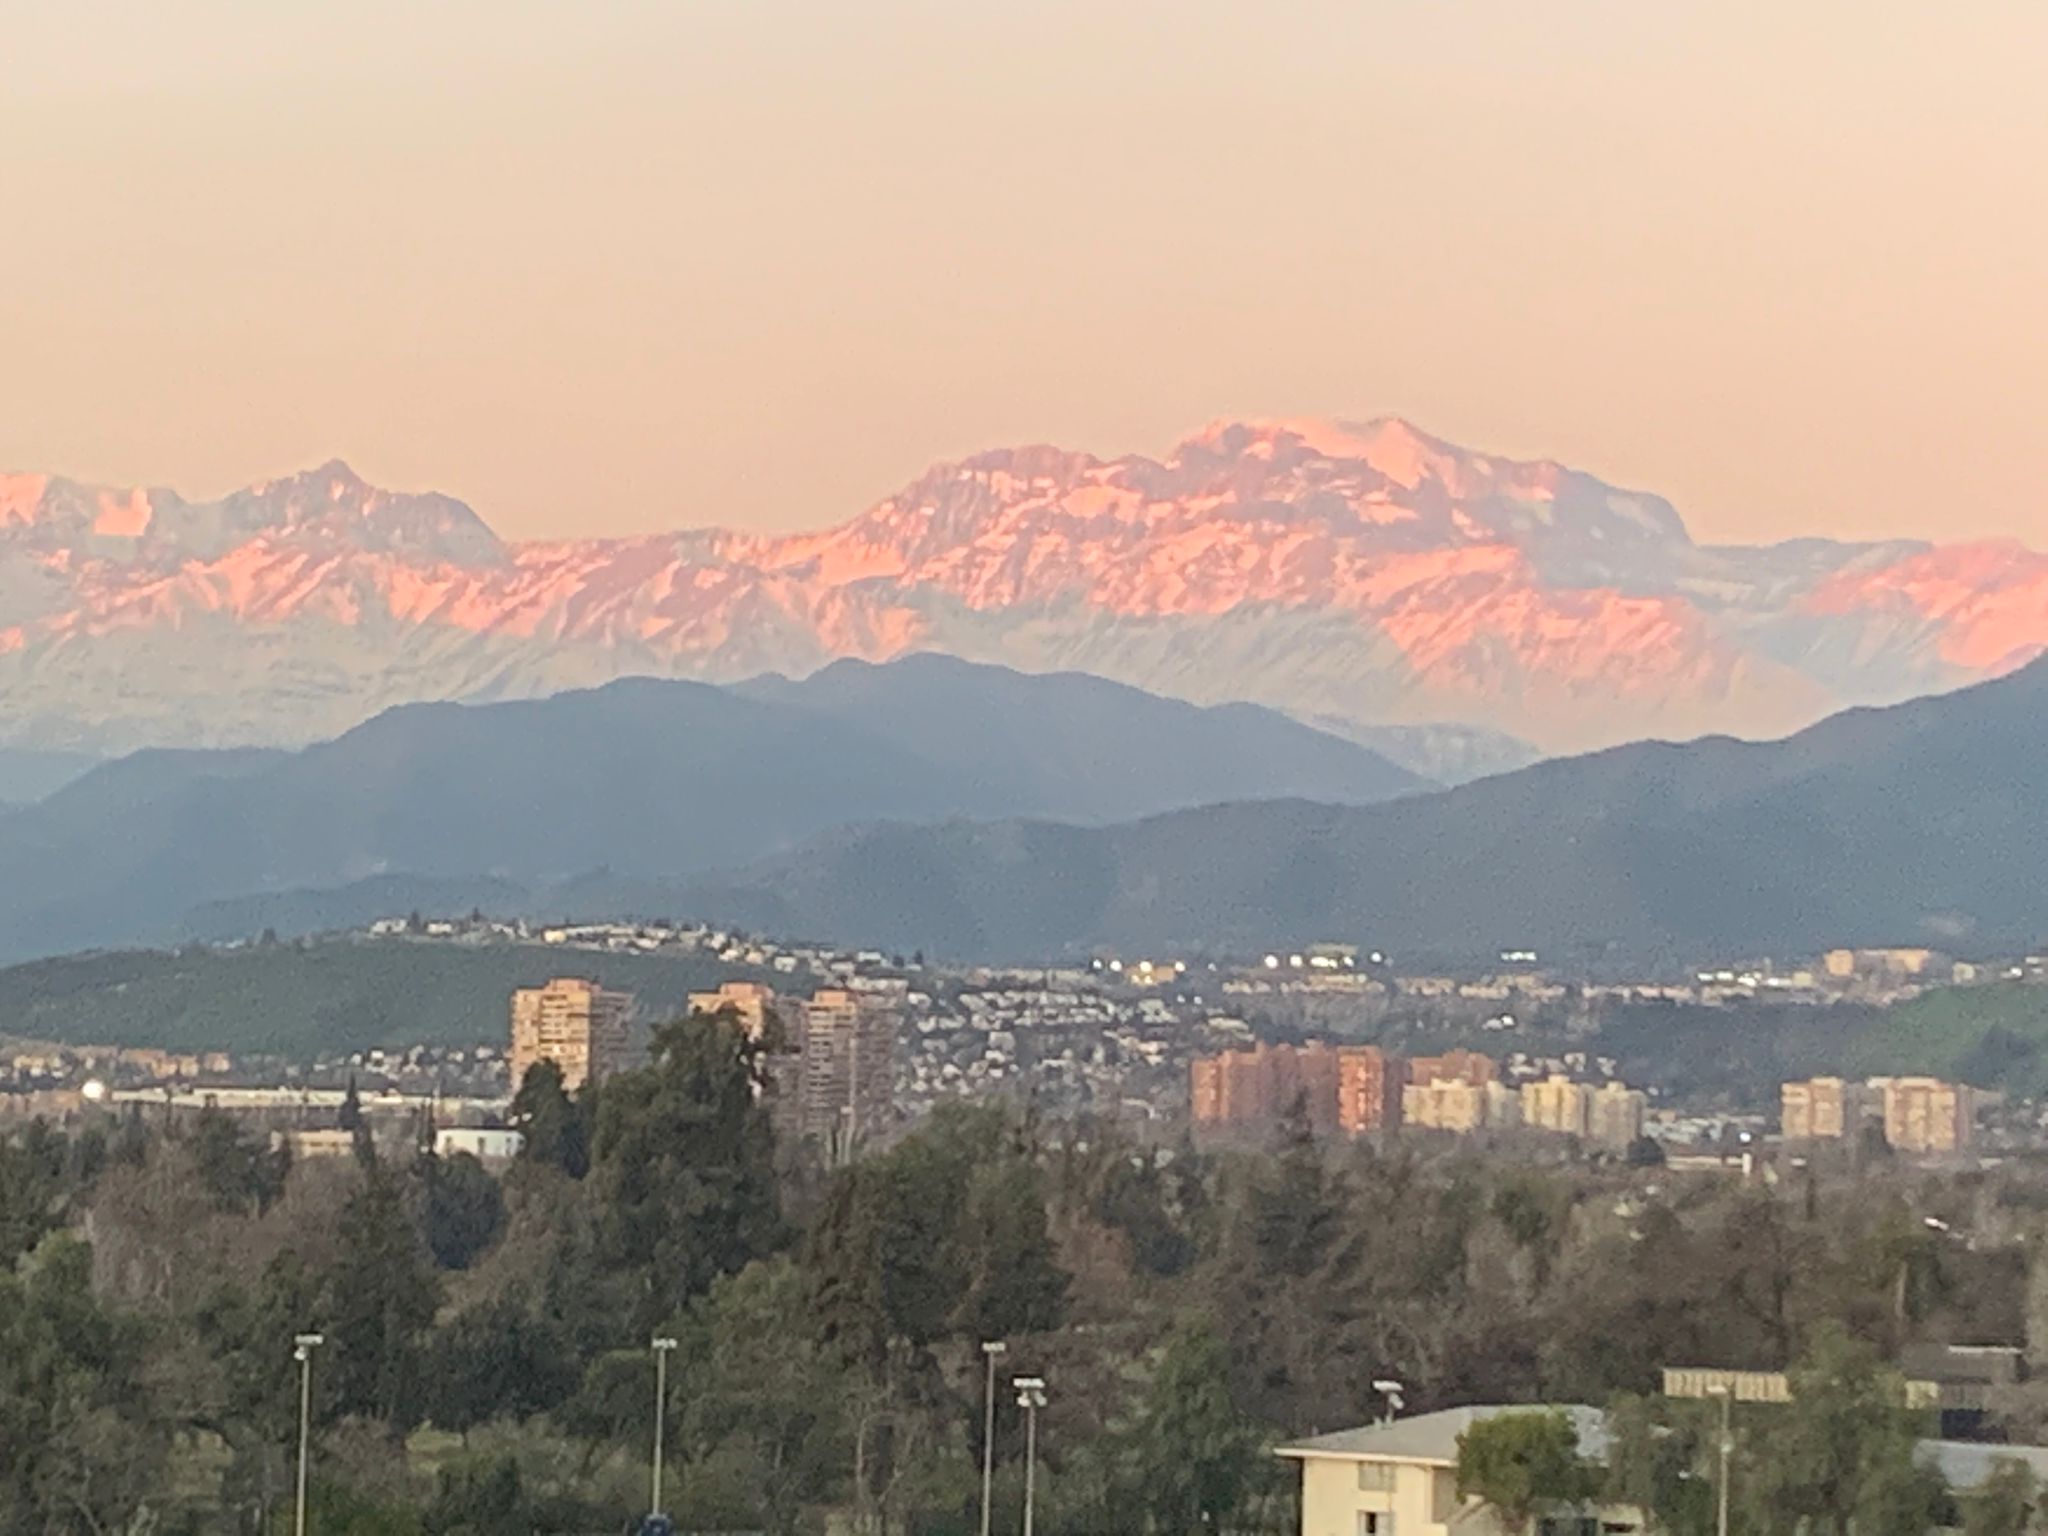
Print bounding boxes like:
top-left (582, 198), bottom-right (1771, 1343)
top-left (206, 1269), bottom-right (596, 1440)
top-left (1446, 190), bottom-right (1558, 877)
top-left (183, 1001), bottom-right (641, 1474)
top-left (424, 1295), bottom-right (579, 1435)
top-left (1601, 1393), bottom-right (1712, 1536)
top-left (1746, 1326), bottom-right (1948, 1536)
top-left (682, 1257), bottom-right (853, 1536)
top-left (1122, 1317), bottom-right (1261, 1533)
top-left (0, 1233), bottom-right (170, 1534)
top-left (1456, 1409), bottom-right (1595, 1536)
top-left (188, 1105), bottom-right (288, 1214)
top-left (418, 1151), bottom-right (505, 1271)
top-left (423, 1455), bottom-right (528, 1536)
top-left (0, 1119), bottom-right (68, 1265)
top-left (1963, 1458), bottom-right (2040, 1536)
top-left (589, 1012), bottom-right (785, 1331)
top-left (508, 1059), bottom-right (589, 1179)
top-left (952, 1155), bottom-right (1069, 1342)
top-left (322, 1163), bottom-right (443, 1429)
top-left (338, 1075), bottom-right (364, 1131)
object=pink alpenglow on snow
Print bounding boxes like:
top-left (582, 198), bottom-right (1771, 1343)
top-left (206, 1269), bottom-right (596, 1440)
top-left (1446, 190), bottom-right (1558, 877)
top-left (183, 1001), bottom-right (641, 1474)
top-left (0, 421), bottom-right (2042, 760)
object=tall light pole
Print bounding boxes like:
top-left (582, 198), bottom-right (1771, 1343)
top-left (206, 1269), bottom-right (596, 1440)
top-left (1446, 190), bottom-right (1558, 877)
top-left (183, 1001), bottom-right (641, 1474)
top-left (1707, 1384), bottom-right (1732, 1536)
top-left (979, 1341), bottom-right (1008, 1536)
top-left (292, 1332), bottom-right (323, 1536)
top-left (1014, 1376), bottom-right (1047, 1536)
top-left (651, 1336), bottom-right (679, 1518)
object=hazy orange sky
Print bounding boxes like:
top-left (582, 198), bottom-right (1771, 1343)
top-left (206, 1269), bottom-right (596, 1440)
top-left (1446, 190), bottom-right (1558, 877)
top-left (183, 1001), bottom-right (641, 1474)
top-left (4, 1), bottom-right (2045, 545)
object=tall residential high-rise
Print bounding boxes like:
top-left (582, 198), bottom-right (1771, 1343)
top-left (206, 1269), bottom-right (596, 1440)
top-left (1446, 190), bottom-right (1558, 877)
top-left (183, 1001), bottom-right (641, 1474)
top-left (1190, 1043), bottom-right (1325, 1131)
top-left (1483, 1080), bottom-right (1523, 1129)
top-left (688, 980), bottom-right (782, 1042)
top-left (1587, 1082), bottom-right (1648, 1150)
top-left (509, 978), bottom-right (634, 1092)
top-left (1336, 1047), bottom-right (1404, 1134)
top-left (1870, 1076), bottom-right (1975, 1155)
top-left (1403, 1076), bottom-right (1486, 1133)
top-left (1188, 1042), bottom-right (1403, 1136)
top-left (785, 987), bottom-right (897, 1160)
top-left (1519, 1074), bottom-right (1590, 1137)
top-left (1781, 1077), bottom-right (1865, 1141)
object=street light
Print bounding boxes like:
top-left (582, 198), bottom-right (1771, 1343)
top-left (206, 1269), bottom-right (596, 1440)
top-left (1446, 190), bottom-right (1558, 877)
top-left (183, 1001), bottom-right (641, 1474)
top-left (979, 1341), bottom-right (1008, 1536)
top-left (1705, 1384), bottom-right (1732, 1536)
top-left (1014, 1376), bottom-right (1048, 1536)
top-left (292, 1332), bottom-right (323, 1536)
top-left (650, 1337), bottom-right (679, 1519)
top-left (1372, 1379), bottom-right (1406, 1425)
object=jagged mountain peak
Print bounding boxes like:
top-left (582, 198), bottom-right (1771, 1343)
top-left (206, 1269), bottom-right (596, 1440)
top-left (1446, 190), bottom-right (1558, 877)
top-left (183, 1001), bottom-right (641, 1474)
top-left (0, 420), bottom-right (2044, 763)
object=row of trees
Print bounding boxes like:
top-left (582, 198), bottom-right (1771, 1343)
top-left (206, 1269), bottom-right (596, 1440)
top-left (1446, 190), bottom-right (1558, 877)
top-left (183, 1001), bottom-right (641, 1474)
top-left (7, 1007), bottom-right (2048, 1532)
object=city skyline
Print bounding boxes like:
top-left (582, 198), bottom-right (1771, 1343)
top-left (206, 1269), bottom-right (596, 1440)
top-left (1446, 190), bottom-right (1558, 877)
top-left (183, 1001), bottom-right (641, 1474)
top-left (5, 2), bottom-right (2046, 547)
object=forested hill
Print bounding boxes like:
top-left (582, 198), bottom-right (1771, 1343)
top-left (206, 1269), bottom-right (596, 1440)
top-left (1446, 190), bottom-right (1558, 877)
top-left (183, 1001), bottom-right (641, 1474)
top-left (0, 938), bottom-right (781, 1057)
top-left (682, 655), bottom-right (2048, 962)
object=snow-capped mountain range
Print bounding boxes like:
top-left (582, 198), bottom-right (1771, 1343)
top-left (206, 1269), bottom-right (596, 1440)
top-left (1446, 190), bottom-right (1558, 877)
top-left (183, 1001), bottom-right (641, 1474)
top-left (4, 416), bottom-right (2044, 771)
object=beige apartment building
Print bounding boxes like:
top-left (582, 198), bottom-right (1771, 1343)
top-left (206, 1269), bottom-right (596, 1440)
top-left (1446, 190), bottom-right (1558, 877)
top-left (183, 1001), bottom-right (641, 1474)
top-left (509, 977), bottom-right (634, 1092)
top-left (1823, 947), bottom-right (1943, 982)
top-left (1520, 1074), bottom-right (1590, 1137)
top-left (781, 987), bottom-right (896, 1159)
top-left (1780, 1074), bottom-right (1974, 1153)
top-left (1404, 1076), bottom-right (1486, 1133)
top-left (1782, 1076), bottom-right (1863, 1140)
top-left (1401, 1076), bottom-right (1522, 1136)
top-left (688, 980), bottom-right (782, 1041)
top-left (1587, 1081), bottom-right (1648, 1150)
top-left (1872, 1075), bottom-right (1975, 1155)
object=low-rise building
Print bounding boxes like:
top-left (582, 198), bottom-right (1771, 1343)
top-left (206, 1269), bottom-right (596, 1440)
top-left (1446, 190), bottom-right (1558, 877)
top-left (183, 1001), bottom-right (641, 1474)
top-left (434, 1126), bottom-right (525, 1163)
top-left (1283, 1401), bottom-right (2048, 1536)
top-left (1279, 1405), bottom-right (1633, 1536)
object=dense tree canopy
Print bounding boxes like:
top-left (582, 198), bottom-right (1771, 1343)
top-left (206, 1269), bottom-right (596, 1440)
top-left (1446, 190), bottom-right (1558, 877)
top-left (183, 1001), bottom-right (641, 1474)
top-left (3, 1031), bottom-right (2046, 1533)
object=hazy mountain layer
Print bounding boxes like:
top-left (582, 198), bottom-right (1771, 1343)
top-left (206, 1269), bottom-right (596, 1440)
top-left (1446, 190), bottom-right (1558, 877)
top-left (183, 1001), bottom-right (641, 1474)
top-left (675, 657), bottom-right (2048, 963)
top-left (0, 656), bottom-right (1422, 960)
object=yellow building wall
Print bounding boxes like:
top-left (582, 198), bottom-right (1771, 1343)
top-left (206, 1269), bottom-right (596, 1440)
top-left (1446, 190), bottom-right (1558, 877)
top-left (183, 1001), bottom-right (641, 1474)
top-left (1297, 1459), bottom-right (1467, 1536)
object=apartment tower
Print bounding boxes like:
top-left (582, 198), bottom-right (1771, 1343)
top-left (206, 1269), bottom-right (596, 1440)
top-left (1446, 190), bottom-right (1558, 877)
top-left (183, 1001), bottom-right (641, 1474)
top-left (509, 978), bottom-right (634, 1092)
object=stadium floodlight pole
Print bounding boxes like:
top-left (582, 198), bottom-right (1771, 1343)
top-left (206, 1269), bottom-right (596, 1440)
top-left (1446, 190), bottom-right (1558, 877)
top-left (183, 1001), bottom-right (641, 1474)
top-left (651, 1337), bottom-right (679, 1517)
top-left (292, 1333), bottom-right (324, 1536)
top-left (979, 1341), bottom-right (1008, 1536)
top-left (1014, 1376), bottom-right (1048, 1536)
top-left (1707, 1383), bottom-right (1732, 1536)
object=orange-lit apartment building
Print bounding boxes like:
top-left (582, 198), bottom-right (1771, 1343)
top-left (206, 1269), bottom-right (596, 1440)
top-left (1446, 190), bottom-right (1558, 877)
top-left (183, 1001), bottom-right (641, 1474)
top-left (1191, 1042), bottom-right (1403, 1135)
top-left (509, 977), bottom-right (634, 1092)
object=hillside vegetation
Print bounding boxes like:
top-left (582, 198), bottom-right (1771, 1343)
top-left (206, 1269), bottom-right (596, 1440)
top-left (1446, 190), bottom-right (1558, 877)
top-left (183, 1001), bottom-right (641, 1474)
top-left (0, 938), bottom-right (780, 1056)
top-left (1843, 984), bottom-right (2048, 1097)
